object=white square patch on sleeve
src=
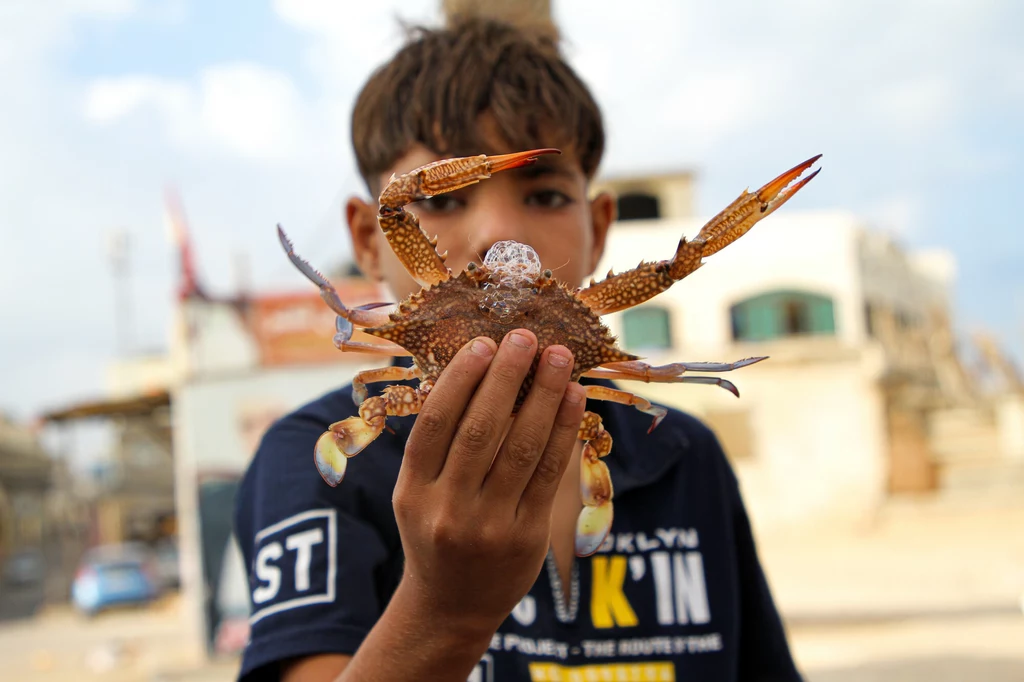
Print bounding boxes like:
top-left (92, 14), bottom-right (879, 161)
top-left (248, 509), bottom-right (337, 625)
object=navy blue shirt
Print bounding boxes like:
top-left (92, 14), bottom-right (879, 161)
top-left (234, 370), bottom-right (802, 681)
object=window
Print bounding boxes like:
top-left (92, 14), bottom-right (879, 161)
top-left (617, 192), bottom-right (660, 220)
top-left (730, 290), bottom-right (836, 342)
top-left (622, 306), bottom-right (673, 350)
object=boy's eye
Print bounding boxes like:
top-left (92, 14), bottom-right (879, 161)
top-left (418, 195), bottom-right (464, 213)
top-left (526, 190), bottom-right (572, 209)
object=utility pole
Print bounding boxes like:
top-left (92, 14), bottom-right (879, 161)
top-left (106, 229), bottom-right (133, 357)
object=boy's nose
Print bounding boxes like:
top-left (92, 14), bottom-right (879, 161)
top-left (467, 208), bottom-right (532, 265)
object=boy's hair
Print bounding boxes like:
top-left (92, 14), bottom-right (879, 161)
top-left (350, 14), bottom-right (605, 194)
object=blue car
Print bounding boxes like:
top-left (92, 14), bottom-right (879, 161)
top-left (71, 544), bottom-right (160, 616)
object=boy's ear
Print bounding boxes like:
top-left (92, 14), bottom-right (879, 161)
top-left (345, 196), bottom-right (383, 280)
top-left (587, 190), bottom-right (616, 273)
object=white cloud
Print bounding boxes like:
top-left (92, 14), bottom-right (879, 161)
top-left (83, 63), bottom-right (315, 162)
top-left (866, 196), bottom-right (925, 238)
top-left (865, 76), bottom-right (959, 138)
top-left (0, 0), bottom-right (137, 68)
top-left (198, 64), bottom-right (308, 161)
top-left (272, 0), bottom-right (438, 89)
top-left (653, 66), bottom-right (781, 154)
top-left (84, 75), bottom-right (190, 123)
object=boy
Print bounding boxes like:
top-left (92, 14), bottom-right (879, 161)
top-left (234, 13), bottom-right (804, 682)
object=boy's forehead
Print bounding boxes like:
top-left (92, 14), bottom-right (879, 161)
top-left (383, 141), bottom-right (585, 183)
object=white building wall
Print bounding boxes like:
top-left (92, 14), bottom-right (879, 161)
top-left (595, 210), bottom-right (867, 354)
top-left (589, 210), bottom-right (890, 532)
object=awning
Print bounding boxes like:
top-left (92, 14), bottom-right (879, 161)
top-left (40, 390), bottom-right (171, 423)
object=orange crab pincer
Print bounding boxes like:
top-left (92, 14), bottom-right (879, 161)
top-left (277, 148), bottom-right (821, 557)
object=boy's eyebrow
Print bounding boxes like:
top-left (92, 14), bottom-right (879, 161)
top-left (514, 156), bottom-right (577, 180)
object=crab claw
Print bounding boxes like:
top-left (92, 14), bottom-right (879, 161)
top-left (575, 504), bottom-right (614, 558)
top-left (485, 148), bottom-right (561, 173)
top-left (757, 154), bottom-right (822, 219)
top-left (402, 148), bottom-right (562, 199)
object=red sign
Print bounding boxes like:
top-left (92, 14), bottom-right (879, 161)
top-left (249, 280), bottom-right (391, 366)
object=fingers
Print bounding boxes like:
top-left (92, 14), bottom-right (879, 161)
top-left (482, 344), bottom-right (577, 502)
top-left (401, 335), bottom-right (497, 485)
top-left (439, 329), bottom-right (541, 488)
top-left (517, 381), bottom-right (586, 524)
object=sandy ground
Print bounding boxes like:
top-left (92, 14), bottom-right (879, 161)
top-left (765, 496), bottom-right (1024, 680)
top-left (2, 496), bottom-right (1022, 681)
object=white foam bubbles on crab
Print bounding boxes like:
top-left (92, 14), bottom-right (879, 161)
top-left (481, 240), bottom-right (542, 319)
top-left (484, 240), bottom-right (542, 287)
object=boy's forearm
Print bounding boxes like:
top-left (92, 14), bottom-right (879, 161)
top-left (335, 581), bottom-right (497, 682)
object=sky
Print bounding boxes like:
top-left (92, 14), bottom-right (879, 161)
top-left (2, 0), bottom-right (1023, 424)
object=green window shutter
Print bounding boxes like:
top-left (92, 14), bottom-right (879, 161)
top-left (622, 306), bottom-right (672, 350)
top-left (730, 290), bottom-right (836, 341)
top-left (807, 295), bottom-right (836, 334)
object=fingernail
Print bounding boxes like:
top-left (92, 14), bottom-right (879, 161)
top-left (470, 338), bottom-right (493, 356)
top-left (565, 384), bottom-right (584, 404)
top-left (548, 352), bottom-right (570, 368)
top-left (508, 332), bottom-right (532, 349)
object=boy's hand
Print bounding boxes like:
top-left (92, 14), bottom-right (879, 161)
top-left (391, 328), bottom-right (585, 635)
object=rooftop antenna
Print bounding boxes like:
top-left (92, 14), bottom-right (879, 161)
top-left (105, 229), bottom-right (133, 357)
top-left (234, 250), bottom-right (251, 298)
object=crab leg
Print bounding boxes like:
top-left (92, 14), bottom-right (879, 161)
top-left (575, 410), bottom-right (615, 557)
top-left (351, 365), bottom-right (422, 404)
top-left (585, 368), bottom-right (747, 398)
top-left (577, 155), bottom-right (821, 315)
top-left (378, 148), bottom-right (561, 289)
top-left (585, 368), bottom-right (745, 399)
top-left (583, 385), bottom-right (669, 433)
top-left (600, 357), bottom-right (767, 376)
top-left (277, 226), bottom-right (394, 328)
top-left (314, 381), bottom-right (433, 486)
top-left (582, 356), bottom-right (768, 398)
top-left (574, 383), bottom-right (684, 555)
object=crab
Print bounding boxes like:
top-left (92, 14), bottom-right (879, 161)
top-left (277, 148), bottom-right (821, 557)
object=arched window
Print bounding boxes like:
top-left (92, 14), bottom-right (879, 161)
top-left (622, 306), bottom-right (673, 350)
top-left (617, 192), bottom-right (660, 220)
top-left (730, 290), bottom-right (836, 342)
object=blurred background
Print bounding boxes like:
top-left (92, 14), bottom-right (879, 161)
top-left (1, 0), bottom-right (1022, 680)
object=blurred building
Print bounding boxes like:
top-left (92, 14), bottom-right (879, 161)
top-left (0, 416), bottom-right (52, 555)
top-left (165, 273), bottom-right (388, 657)
top-left (34, 188), bottom-right (390, 659)
top-left (593, 167), bottom-right (1024, 532)
top-left (42, 391), bottom-right (175, 547)
top-left (0, 414), bottom-right (57, 615)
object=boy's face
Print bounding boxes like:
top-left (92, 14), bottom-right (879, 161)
top-left (346, 132), bottom-right (615, 302)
